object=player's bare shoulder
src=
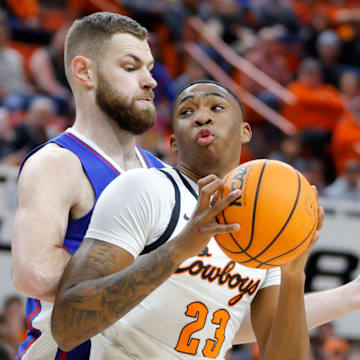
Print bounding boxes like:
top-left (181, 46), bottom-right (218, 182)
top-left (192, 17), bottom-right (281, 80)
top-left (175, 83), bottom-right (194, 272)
top-left (17, 143), bottom-right (89, 208)
top-left (20, 143), bottom-right (83, 185)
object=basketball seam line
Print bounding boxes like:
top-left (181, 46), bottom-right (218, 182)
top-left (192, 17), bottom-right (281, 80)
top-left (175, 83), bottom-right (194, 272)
top-left (257, 217), bottom-right (318, 268)
top-left (242, 170), bottom-right (302, 263)
top-left (220, 167), bottom-right (307, 268)
top-left (247, 160), bottom-right (268, 252)
top-left (219, 160), bottom-right (268, 255)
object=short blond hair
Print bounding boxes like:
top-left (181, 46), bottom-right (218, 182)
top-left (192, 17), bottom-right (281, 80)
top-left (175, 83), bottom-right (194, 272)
top-left (64, 12), bottom-right (148, 82)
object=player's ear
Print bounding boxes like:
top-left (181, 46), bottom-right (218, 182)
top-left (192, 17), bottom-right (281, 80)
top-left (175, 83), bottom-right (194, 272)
top-left (170, 134), bottom-right (178, 153)
top-left (72, 55), bottom-right (95, 90)
top-left (241, 122), bottom-right (252, 144)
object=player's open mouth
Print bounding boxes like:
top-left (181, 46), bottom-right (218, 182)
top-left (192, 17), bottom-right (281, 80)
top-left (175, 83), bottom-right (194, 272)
top-left (197, 129), bottom-right (215, 146)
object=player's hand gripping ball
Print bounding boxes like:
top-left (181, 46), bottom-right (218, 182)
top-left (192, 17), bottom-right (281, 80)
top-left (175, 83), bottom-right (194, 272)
top-left (215, 159), bottom-right (318, 269)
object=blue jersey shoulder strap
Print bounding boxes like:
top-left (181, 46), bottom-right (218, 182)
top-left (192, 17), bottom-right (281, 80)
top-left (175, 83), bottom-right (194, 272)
top-left (53, 132), bottom-right (120, 199)
top-left (137, 146), bottom-right (165, 169)
top-left (19, 132), bottom-right (120, 199)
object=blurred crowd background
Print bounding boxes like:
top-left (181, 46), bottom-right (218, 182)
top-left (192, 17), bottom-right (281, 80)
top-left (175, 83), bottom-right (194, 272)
top-left (1, 0), bottom-right (360, 359)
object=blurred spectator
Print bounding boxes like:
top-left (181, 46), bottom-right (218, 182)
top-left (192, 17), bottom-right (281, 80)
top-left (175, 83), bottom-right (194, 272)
top-left (173, 58), bottom-right (208, 94)
top-left (332, 96), bottom-right (360, 174)
top-left (121, 0), bottom-right (167, 16)
top-left (0, 108), bottom-right (15, 160)
top-left (281, 58), bottom-right (344, 159)
top-left (323, 159), bottom-right (360, 201)
top-left (241, 25), bottom-right (293, 110)
top-left (301, 158), bottom-right (327, 194)
top-left (0, 10), bottom-right (32, 111)
top-left (316, 30), bottom-right (343, 87)
top-left (163, 0), bottom-right (206, 43)
top-left (121, 0), bottom-right (167, 29)
top-left (301, 10), bottom-right (331, 58)
top-left (1, 296), bottom-right (25, 358)
top-left (148, 34), bottom-right (176, 106)
top-left (5, 0), bottom-right (39, 22)
top-left (339, 15), bottom-right (360, 68)
top-left (294, 1), bottom-right (327, 27)
top-left (2, 0), bottom-right (51, 44)
top-left (11, 96), bottom-right (55, 155)
top-left (311, 322), bottom-right (336, 360)
top-left (321, 336), bottom-right (349, 360)
top-left (0, 315), bottom-right (12, 359)
top-left (29, 25), bottom-right (72, 115)
top-left (339, 71), bottom-right (360, 107)
top-left (203, 0), bottom-right (244, 45)
top-left (252, 0), bottom-right (300, 33)
top-left (147, 33), bottom-right (176, 138)
top-left (268, 134), bottom-right (308, 170)
top-left (314, 0), bottom-right (360, 39)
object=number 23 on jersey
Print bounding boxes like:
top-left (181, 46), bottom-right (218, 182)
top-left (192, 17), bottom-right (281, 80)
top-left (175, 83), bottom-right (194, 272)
top-left (175, 302), bottom-right (230, 358)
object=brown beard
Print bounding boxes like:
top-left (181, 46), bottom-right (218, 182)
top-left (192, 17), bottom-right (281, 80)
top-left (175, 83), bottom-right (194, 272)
top-left (95, 72), bottom-right (155, 135)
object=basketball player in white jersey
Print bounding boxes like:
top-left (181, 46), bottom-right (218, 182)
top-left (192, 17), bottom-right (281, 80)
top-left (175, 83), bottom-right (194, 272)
top-left (51, 80), bottom-right (320, 359)
top-left (11, 12), bottom-right (163, 360)
top-left (13, 10), bottom-right (360, 359)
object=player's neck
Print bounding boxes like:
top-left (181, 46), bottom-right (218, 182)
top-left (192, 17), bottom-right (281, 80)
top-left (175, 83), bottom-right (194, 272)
top-left (176, 163), bottom-right (211, 183)
top-left (177, 161), bottom-right (237, 183)
top-left (71, 109), bottom-right (141, 169)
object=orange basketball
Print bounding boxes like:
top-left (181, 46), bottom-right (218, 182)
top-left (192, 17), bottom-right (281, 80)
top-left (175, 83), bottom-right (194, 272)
top-left (215, 159), bottom-right (318, 269)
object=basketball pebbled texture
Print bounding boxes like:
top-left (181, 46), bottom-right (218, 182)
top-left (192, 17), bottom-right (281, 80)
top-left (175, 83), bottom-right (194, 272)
top-left (215, 159), bottom-right (318, 269)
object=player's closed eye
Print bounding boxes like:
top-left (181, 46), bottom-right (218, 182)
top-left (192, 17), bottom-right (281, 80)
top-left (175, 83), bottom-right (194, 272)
top-left (180, 109), bottom-right (193, 117)
top-left (211, 105), bottom-right (225, 112)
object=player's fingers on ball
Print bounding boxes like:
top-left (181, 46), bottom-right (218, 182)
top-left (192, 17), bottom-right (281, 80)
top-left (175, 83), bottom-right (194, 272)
top-left (200, 222), bottom-right (240, 235)
top-left (197, 174), bottom-right (218, 191)
top-left (210, 190), bottom-right (241, 215)
top-left (317, 206), bottom-right (324, 230)
top-left (312, 185), bottom-right (318, 199)
top-left (308, 231), bottom-right (319, 250)
top-left (198, 179), bottom-right (224, 208)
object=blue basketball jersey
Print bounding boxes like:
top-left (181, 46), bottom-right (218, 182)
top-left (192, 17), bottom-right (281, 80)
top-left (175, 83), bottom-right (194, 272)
top-left (15, 130), bottom-right (165, 360)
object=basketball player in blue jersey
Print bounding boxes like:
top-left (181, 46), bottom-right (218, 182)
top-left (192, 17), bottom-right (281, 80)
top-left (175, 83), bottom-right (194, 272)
top-left (12, 11), bottom-right (360, 359)
top-left (50, 80), bottom-right (319, 359)
top-left (11, 12), bottom-right (164, 360)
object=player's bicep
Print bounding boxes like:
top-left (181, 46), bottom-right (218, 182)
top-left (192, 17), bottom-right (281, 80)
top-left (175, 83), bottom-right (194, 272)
top-left (250, 285), bottom-right (279, 353)
top-left (13, 186), bottom-right (68, 250)
top-left (12, 148), bottom-right (84, 274)
top-left (59, 238), bottom-right (134, 290)
top-left (13, 149), bottom-right (80, 247)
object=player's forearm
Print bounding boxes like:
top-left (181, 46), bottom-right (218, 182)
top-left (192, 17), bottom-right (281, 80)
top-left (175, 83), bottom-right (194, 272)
top-left (234, 278), bottom-right (360, 345)
top-left (13, 246), bottom-right (71, 302)
top-left (304, 279), bottom-right (360, 329)
top-left (51, 240), bottom-right (184, 351)
top-left (263, 272), bottom-right (309, 360)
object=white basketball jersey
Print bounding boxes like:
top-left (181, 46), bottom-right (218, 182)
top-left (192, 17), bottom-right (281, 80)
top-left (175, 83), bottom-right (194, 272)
top-left (87, 168), bottom-right (281, 360)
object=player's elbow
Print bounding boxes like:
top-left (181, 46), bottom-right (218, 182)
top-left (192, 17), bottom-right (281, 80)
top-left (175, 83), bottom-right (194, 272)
top-left (53, 332), bottom-right (78, 353)
top-left (12, 264), bottom-right (57, 300)
top-left (52, 331), bottom-right (78, 352)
